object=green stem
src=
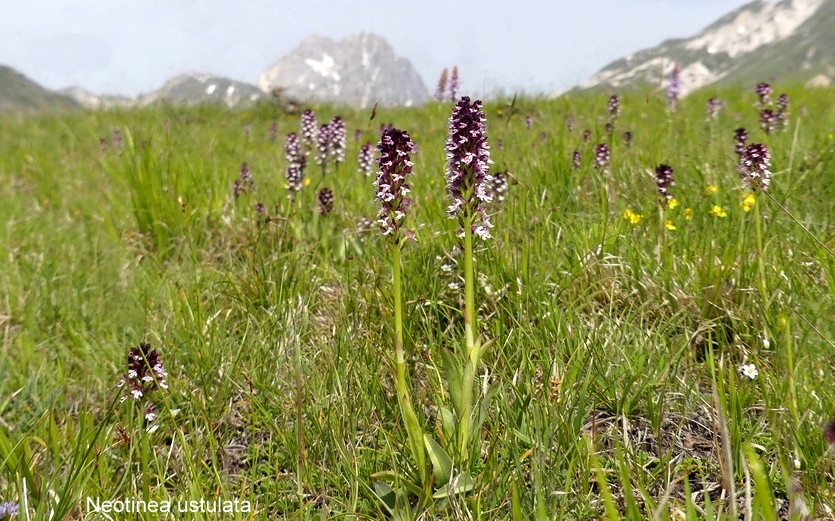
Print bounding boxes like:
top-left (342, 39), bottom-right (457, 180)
top-left (459, 220), bottom-right (476, 461)
top-left (392, 243), bottom-right (427, 486)
top-left (753, 195), bottom-right (769, 340)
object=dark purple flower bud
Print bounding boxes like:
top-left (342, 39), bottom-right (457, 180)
top-left (706, 98), bottom-right (723, 120)
top-left (571, 150), bottom-right (581, 170)
top-left (329, 116), bottom-right (346, 164)
top-left (566, 114), bottom-right (576, 132)
top-left (354, 129), bottom-right (363, 141)
top-left (582, 129), bottom-right (591, 143)
top-left (300, 109), bottom-right (318, 152)
top-left (655, 164), bottom-right (675, 201)
top-left (254, 202), bottom-right (266, 215)
top-left (755, 82), bottom-right (772, 107)
top-left (668, 63), bottom-right (681, 111)
top-left (623, 131), bottom-right (633, 148)
top-left (604, 123), bottom-right (613, 135)
top-left (593, 144), bottom-right (610, 173)
top-left (445, 96), bottom-right (494, 241)
top-left (739, 143), bottom-right (772, 192)
top-left (539, 132), bottom-right (548, 142)
top-left (448, 66), bottom-right (460, 100)
top-left (734, 128), bottom-right (749, 157)
top-left (607, 95), bottom-right (620, 120)
top-left (825, 420), bottom-right (835, 447)
top-left (121, 342), bottom-right (168, 403)
top-left (358, 142), bottom-right (376, 177)
top-left (318, 187), bottom-right (334, 215)
top-left (435, 68), bottom-right (449, 101)
top-left (374, 128), bottom-right (416, 239)
top-left (525, 115), bottom-right (534, 129)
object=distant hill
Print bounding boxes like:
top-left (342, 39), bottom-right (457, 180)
top-left (141, 72), bottom-right (270, 108)
top-left (576, 0), bottom-right (834, 95)
top-left (0, 65), bottom-right (77, 111)
top-left (258, 33), bottom-right (429, 108)
top-left (58, 86), bottom-right (134, 110)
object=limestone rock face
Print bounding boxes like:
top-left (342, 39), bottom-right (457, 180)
top-left (258, 33), bottom-right (428, 108)
top-left (575, 0), bottom-right (834, 96)
top-left (143, 73), bottom-right (269, 108)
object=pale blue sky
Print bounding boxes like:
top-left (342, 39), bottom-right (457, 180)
top-left (1, 0), bottom-right (757, 97)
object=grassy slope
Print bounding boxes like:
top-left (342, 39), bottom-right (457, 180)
top-left (0, 88), bottom-right (834, 519)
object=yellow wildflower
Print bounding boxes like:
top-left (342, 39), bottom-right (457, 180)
top-left (668, 198), bottom-right (679, 209)
top-left (710, 205), bottom-right (727, 218)
top-left (684, 208), bottom-right (693, 220)
top-left (623, 208), bottom-right (643, 224)
top-left (706, 185), bottom-right (719, 194)
top-left (665, 220), bottom-right (676, 231)
top-left (741, 193), bottom-right (756, 212)
top-left (304, 177), bottom-right (312, 186)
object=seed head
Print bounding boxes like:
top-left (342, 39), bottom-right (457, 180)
top-left (374, 128), bottom-right (416, 239)
top-left (445, 96), bottom-right (493, 240)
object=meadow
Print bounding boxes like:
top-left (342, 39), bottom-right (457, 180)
top-left (1, 84), bottom-right (835, 520)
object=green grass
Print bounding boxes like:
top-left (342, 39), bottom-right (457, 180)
top-left (1, 86), bottom-right (835, 519)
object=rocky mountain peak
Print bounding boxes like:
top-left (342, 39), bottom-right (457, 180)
top-left (258, 32), bottom-right (428, 108)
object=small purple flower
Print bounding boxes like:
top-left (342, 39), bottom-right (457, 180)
top-left (286, 165), bottom-right (304, 194)
top-left (435, 68), bottom-right (449, 101)
top-left (755, 82), bottom-right (773, 107)
top-left (489, 171), bottom-right (509, 204)
top-left (316, 123), bottom-right (332, 168)
top-left (329, 116), bottom-right (346, 164)
top-left (254, 202), bottom-right (266, 215)
top-left (448, 66), bottom-right (460, 100)
top-left (607, 95), bottom-right (620, 120)
top-left (354, 129), bottom-right (363, 141)
top-left (300, 109), bottom-right (318, 152)
top-left (706, 98), bottom-right (723, 120)
top-left (525, 115), bottom-right (534, 129)
top-left (285, 133), bottom-right (304, 167)
top-left (739, 143), bottom-right (772, 192)
top-left (776, 93), bottom-right (790, 130)
top-left (593, 144), bottom-right (610, 173)
top-left (121, 342), bottom-right (168, 404)
top-left (668, 63), bottom-right (682, 111)
top-left (445, 96), bottom-right (493, 241)
top-left (318, 187), bottom-right (334, 215)
top-left (99, 137), bottom-right (108, 152)
top-left (374, 128), bottom-right (416, 239)
top-left (358, 142), bottom-right (376, 177)
top-left (565, 114), bottom-right (576, 132)
top-left (112, 128), bottom-right (123, 153)
top-left (233, 162), bottom-right (255, 199)
top-left (734, 128), bottom-right (749, 158)
top-left (0, 501), bottom-right (18, 519)
top-left (604, 123), bottom-right (613, 135)
top-left (623, 131), bottom-right (633, 148)
top-left (654, 164), bottom-right (675, 202)
top-left (582, 129), bottom-right (591, 143)
top-left (269, 122), bottom-right (278, 141)
top-left (759, 109), bottom-right (778, 134)
top-left (571, 150), bottom-right (582, 170)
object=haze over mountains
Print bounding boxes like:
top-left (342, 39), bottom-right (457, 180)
top-left (1, 0), bottom-right (833, 112)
